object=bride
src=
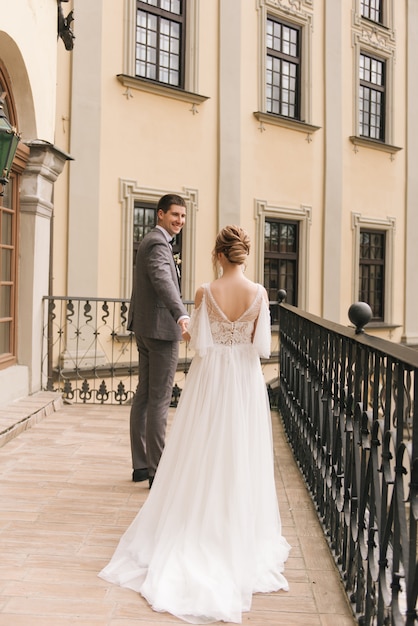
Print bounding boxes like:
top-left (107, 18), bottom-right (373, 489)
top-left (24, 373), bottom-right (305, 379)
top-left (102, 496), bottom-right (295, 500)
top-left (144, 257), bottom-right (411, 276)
top-left (99, 225), bottom-right (291, 624)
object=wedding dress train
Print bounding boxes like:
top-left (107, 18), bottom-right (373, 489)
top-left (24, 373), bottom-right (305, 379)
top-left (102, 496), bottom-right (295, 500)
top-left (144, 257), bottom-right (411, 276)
top-left (99, 283), bottom-right (290, 624)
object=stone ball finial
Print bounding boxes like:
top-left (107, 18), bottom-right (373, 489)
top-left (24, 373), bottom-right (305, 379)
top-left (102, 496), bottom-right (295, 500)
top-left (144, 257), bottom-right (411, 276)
top-left (348, 302), bottom-right (373, 334)
top-left (278, 289), bottom-right (287, 303)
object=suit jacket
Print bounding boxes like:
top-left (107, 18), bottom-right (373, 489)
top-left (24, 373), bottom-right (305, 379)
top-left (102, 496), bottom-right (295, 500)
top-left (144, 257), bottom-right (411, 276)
top-left (128, 228), bottom-right (188, 341)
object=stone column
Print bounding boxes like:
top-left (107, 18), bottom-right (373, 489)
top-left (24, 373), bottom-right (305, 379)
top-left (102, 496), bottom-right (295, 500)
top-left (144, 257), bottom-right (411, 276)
top-left (322, 0), bottom-right (343, 322)
top-left (19, 140), bottom-right (71, 393)
top-left (403, 0), bottom-right (418, 345)
top-left (218, 0), bottom-right (242, 228)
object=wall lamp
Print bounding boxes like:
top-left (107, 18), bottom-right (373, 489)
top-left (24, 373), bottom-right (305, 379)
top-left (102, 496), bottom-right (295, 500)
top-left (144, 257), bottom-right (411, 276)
top-left (0, 93), bottom-right (20, 193)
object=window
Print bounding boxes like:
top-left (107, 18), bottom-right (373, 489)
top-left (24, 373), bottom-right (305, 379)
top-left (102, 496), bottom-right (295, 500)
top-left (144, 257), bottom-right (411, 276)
top-left (133, 202), bottom-right (156, 270)
top-left (132, 201), bottom-right (183, 277)
top-left (136, 0), bottom-right (185, 88)
top-left (360, 0), bottom-right (382, 24)
top-left (0, 180), bottom-right (18, 366)
top-left (0, 68), bottom-right (19, 369)
top-left (264, 219), bottom-right (299, 321)
top-left (352, 213), bottom-right (394, 324)
top-left (266, 17), bottom-right (300, 119)
top-left (120, 180), bottom-right (197, 301)
top-left (359, 230), bottom-right (385, 320)
top-left (359, 52), bottom-right (385, 141)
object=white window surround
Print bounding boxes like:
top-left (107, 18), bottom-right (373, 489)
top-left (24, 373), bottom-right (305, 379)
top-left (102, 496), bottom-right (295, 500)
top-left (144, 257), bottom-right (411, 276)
top-left (351, 0), bottom-right (399, 154)
top-left (119, 179), bottom-right (198, 301)
top-left (121, 0), bottom-right (206, 108)
top-left (254, 199), bottom-right (312, 311)
top-left (255, 0), bottom-right (315, 134)
top-left (351, 212), bottom-right (396, 324)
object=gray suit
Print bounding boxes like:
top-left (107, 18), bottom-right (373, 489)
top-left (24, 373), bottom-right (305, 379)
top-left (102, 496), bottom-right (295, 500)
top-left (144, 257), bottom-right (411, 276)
top-left (129, 227), bottom-right (188, 477)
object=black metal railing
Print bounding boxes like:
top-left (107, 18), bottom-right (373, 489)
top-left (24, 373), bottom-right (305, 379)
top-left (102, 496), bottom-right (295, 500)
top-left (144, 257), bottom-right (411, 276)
top-left (278, 302), bottom-right (418, 626)
top-left (41, 296), bottom-right (278, 405)
top-left (41, 296), bottom-right (195, 405)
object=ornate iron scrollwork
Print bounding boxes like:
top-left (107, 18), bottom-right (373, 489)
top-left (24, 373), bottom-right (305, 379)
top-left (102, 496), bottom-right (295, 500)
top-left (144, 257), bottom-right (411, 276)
top-left (57, 0), bottom-right (75, 51)
top-left (278, 304), bottom-right (418, 625)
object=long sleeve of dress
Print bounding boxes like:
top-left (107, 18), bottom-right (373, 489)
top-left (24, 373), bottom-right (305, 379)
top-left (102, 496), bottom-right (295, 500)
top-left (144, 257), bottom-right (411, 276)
top-left (188, 291), bottom-right (214, 357)
top-left (252, 297), bottom-right (271, 359)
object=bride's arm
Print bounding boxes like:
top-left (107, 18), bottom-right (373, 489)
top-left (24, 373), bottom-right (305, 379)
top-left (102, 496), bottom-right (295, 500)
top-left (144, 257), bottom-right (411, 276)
top-left (252, 287), bottom-right (270, 339)
top-left (182, 286), bottom-right (204, 341)
top-left (252, 287), bottom-right (271, 358)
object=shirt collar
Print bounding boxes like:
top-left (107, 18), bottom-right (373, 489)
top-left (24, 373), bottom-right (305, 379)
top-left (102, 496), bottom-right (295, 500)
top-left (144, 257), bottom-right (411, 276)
top-left (156, 225), bottom-right (172, 243)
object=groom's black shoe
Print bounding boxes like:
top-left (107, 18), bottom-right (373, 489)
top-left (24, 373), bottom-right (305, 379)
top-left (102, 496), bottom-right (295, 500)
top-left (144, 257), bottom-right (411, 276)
top-left (149, 475), bottom-right (154, 489)
top-left (132, 468), bottom-right (149, 482)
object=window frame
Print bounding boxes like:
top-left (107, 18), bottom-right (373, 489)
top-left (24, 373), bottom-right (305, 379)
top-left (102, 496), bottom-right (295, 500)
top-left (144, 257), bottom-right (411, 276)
top-left (265, 16), bottom-right (301, 120)
top-left (119, 179), bottom-right (197, 302)
top-left (255, 0), bottom-right (317, 136)
top-left (359, 51), bottom-right (386, 142)
top-left (254, 199), bottom-right (311, 315)
top-left (350, 1), bottom-right (398, 154)
top-left (358, 228), bottom-right (386, 320)
top-left (132, 200), bottom-right (184, 279)
top-left (136, 0), bottom-right (186, 89)
top-left (352, 212), bottom-right (395, 325)
top-left (360, 0), bottom-right (383, 24)
top-left (120, 0), bottom-right (206, 107)
top-left (264, 218), bottom-right (299, 321)
top-left (0, 64), bottom-right (21, 370)
top-left (132, 200), bottom-right (157, 270)
top-left (0, 176), bottom-right (19, 368)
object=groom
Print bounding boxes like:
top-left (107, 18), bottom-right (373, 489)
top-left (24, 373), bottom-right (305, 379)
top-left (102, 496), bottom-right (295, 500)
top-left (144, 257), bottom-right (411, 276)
top-left (128, 194), bottom-right (189, 488)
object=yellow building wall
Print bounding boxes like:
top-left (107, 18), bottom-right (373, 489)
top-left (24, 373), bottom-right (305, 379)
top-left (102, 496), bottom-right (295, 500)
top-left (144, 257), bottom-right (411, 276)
top-left (52, 0), bottom-right (414, 345)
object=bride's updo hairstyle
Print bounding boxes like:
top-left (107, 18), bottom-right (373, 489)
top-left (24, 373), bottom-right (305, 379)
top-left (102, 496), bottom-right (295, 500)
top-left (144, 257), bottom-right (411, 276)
top-left (213, 225), bottom-right (250, 266)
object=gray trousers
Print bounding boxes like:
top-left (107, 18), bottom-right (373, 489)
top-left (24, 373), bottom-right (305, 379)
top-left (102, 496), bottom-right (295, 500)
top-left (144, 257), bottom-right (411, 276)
top-left (130, 336), bottom-right (179, 476)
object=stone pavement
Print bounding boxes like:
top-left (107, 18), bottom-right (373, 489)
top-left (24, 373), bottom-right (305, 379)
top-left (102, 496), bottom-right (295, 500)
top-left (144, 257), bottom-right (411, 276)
top-left (0, 394), bottom-right (357, 625)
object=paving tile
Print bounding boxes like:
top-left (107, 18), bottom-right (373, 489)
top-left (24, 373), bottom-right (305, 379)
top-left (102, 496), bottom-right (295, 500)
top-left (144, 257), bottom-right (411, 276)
top-left (0, 401), bottom-right (356, 626)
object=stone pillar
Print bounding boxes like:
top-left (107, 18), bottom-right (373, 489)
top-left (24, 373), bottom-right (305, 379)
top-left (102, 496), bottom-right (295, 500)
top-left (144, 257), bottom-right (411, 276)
top-left (322, 0), bottom-right (343, 322)
top-left (403, 0), bottom-right (418, 345)
top-left (218, 0), bottom-right (242, 228)
top-left (18, 140), bottom-right (71, 393)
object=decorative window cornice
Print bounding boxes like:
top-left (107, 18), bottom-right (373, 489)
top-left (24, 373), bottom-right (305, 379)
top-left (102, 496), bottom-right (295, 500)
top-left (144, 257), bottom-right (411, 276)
top-left (254, 111), bottom-right (320, 139)
top-left (117, 74), bottom-right (209, 110)
top-left (352, 1), bottom-right (395, 55)
top-left (349, 135), bottom-right (402, 158)
top-left (262, 0), bottom-right (313, 17)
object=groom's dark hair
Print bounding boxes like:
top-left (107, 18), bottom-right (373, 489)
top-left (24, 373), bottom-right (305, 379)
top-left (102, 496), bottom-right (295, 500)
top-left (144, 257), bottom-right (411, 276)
top-left (157, 194), bottom-right (186, 213)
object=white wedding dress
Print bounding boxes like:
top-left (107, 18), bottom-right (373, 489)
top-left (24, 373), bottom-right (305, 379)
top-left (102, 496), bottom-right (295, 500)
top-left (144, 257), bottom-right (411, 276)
top-left (99, 283), bottom-right (290, 624)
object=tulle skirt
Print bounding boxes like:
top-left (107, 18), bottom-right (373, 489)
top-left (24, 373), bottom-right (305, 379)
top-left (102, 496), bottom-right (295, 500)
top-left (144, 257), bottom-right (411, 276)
top-left (99, 343), bottom-right (290, 624)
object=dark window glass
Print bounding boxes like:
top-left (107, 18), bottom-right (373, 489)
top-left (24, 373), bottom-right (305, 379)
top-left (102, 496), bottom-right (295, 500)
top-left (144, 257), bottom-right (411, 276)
top-left (136, 0), bottom-right (185, 87)
top-left (360, 0), bottom-right (382, 23)
top-left (132, 202), bottom-right (183, 280)
top-left (133, 202), bottom-right (157, 270)
top-left (264, 219), bottom-right (298, 322)
top-left (266, 17), bottom-right (300, 119)
top-left (359, 230), bottom-right (385, 320)
top-left (359, 52), bottom-right (385, 141)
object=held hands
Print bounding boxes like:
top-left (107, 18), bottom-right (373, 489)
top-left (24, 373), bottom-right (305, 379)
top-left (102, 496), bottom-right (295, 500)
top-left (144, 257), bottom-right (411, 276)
top-left (179, 318), bottom-right (190, 342)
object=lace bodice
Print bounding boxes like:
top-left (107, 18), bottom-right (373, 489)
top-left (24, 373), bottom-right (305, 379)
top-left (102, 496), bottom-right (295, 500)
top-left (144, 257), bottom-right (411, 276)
top-left (188, 282), bottom-right (271, 358)
top-left (205, 284), bottom-right (261, 346)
